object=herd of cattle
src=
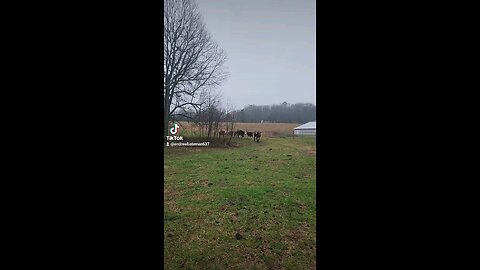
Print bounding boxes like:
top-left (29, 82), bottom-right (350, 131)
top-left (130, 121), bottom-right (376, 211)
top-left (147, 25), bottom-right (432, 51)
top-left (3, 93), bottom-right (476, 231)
top-left (218, 130), bottom-right (262, 142)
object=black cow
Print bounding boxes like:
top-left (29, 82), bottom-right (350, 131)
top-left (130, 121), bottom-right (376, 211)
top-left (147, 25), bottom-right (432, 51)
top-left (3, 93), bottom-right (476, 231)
top-left (254, 131), bottom-right (262, 142)
top-left (246, 131), bottom-right (253, 138)
top-left (235, 130), bottom-right (245, 138)
top-left (227, 130), bottom-right (234, 136)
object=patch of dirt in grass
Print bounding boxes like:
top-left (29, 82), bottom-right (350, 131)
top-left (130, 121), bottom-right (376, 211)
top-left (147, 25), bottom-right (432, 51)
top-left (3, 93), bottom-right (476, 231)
top-left (164, 200), bottom-right (181, 212)
top-left (185, 179), bottom-right (211, 188)
top-left (230, 212), bottom-right (239, 223)
top-left (235, 245), bottom-right (272, 269)
top-left (186, 180), bottom-right (198, 188)
top-left (268, 159), bottom-right (290, 166)
top-left (226, 230), bottom-right (284, 269)
top-left (200, 180), bottom-right (213, 187)
top-left (282, 222), bottom-right (316, 266)
top-left (164, 186), bottom-right (182, 198)
top-left (191, 193), bottom-right (214, 202)
top-left (295, 200), bottom-right (306, 214)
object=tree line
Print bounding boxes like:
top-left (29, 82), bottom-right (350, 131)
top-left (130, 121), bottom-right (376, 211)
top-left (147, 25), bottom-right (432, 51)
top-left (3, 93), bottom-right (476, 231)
top-left (234, 102), bottom-right (316, 123)
top-left (174, 101), bottom-right (316, 124)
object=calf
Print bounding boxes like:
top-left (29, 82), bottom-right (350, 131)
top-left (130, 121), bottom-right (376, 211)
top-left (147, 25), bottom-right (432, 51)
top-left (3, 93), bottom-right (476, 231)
top-left (246, 131), bottom-right (253, 138)
top-left (254, 131), bottom-right (262, 142)
top-left (235, 130), bottom-right (245, 138)
top-left (227, 130), bottom-right (234, 136)
top-left (219, 130), bottom-right (226, 137)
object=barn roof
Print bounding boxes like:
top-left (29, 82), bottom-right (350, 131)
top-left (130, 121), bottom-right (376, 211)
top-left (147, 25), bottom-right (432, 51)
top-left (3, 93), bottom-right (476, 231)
top-left (294, 121), bottom-right (316, 130)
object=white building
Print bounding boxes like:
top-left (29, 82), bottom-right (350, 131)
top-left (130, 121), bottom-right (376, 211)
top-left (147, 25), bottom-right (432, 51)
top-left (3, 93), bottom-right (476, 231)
top-left (293, 121), bottom-right (316, 136)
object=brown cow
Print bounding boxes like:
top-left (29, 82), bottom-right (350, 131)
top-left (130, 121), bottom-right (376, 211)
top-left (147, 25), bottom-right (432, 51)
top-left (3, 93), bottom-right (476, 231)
top-left (219, 130), bottom-right (226, 137)
top-left (246, 131), bottom-right (253, 138)
top-left (227, 130), bottom-right (234, 136)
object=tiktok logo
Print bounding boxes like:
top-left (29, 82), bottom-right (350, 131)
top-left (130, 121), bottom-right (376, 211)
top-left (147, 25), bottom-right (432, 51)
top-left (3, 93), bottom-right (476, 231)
top-left (169, 123), bottom-right (180, 135)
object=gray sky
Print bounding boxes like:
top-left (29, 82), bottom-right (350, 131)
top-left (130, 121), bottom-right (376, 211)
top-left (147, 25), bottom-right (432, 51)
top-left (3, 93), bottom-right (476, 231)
top-left (196, 0), bottom-right (316, 109)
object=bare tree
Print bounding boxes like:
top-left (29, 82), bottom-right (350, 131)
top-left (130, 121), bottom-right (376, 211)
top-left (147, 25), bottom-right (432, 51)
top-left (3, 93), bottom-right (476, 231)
top-left (203, 91), bottom-right (226, 140)
top-left (185, 89), bottom-right (222, 138)
top-left (223, 103), bottom-right (236, 146)
top-left (164, 0), bottom-right (228, 136)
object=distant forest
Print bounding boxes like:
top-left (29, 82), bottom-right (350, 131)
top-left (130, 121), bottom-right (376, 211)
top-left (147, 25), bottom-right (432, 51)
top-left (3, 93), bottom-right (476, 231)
top-left (173, 101), bottom-right (316, 124)
top-left (235, 102), bottom-right (315, 123)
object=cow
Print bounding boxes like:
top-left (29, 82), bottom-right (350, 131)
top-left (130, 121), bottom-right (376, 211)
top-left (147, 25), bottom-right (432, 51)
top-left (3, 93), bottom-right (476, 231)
top-left (246, 131), bottom-right (253, 138)
top-left (235, 130), bottom-right (245, 138)
top-left (227, 130), bottom-right (234, 136)
top-left (219, 130), bottom-right (226, 137)
top-left (254, 131), bottom-right (262, 142)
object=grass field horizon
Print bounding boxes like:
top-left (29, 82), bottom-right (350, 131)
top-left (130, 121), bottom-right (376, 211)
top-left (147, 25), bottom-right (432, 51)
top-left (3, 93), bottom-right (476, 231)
top-left (164, 123), bottom-right (316, 269)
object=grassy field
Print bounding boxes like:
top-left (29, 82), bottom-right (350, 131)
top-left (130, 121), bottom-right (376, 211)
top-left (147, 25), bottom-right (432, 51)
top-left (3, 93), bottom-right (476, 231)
top-left (164, 126), bottom-right (316, 269)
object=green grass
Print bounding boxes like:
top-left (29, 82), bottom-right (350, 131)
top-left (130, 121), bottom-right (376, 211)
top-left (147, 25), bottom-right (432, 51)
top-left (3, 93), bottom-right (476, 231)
top-left (164, 136), bottom-right (316, 270)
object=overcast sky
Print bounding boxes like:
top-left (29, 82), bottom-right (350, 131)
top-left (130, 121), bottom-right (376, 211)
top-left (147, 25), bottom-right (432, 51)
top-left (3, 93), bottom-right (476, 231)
top-left (196, 0), bottom-right (316, 109)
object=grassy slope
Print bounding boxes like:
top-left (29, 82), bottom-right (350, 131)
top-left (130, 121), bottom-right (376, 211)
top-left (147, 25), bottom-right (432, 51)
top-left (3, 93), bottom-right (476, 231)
top-left (164, 136), bottom-right (316, 270)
